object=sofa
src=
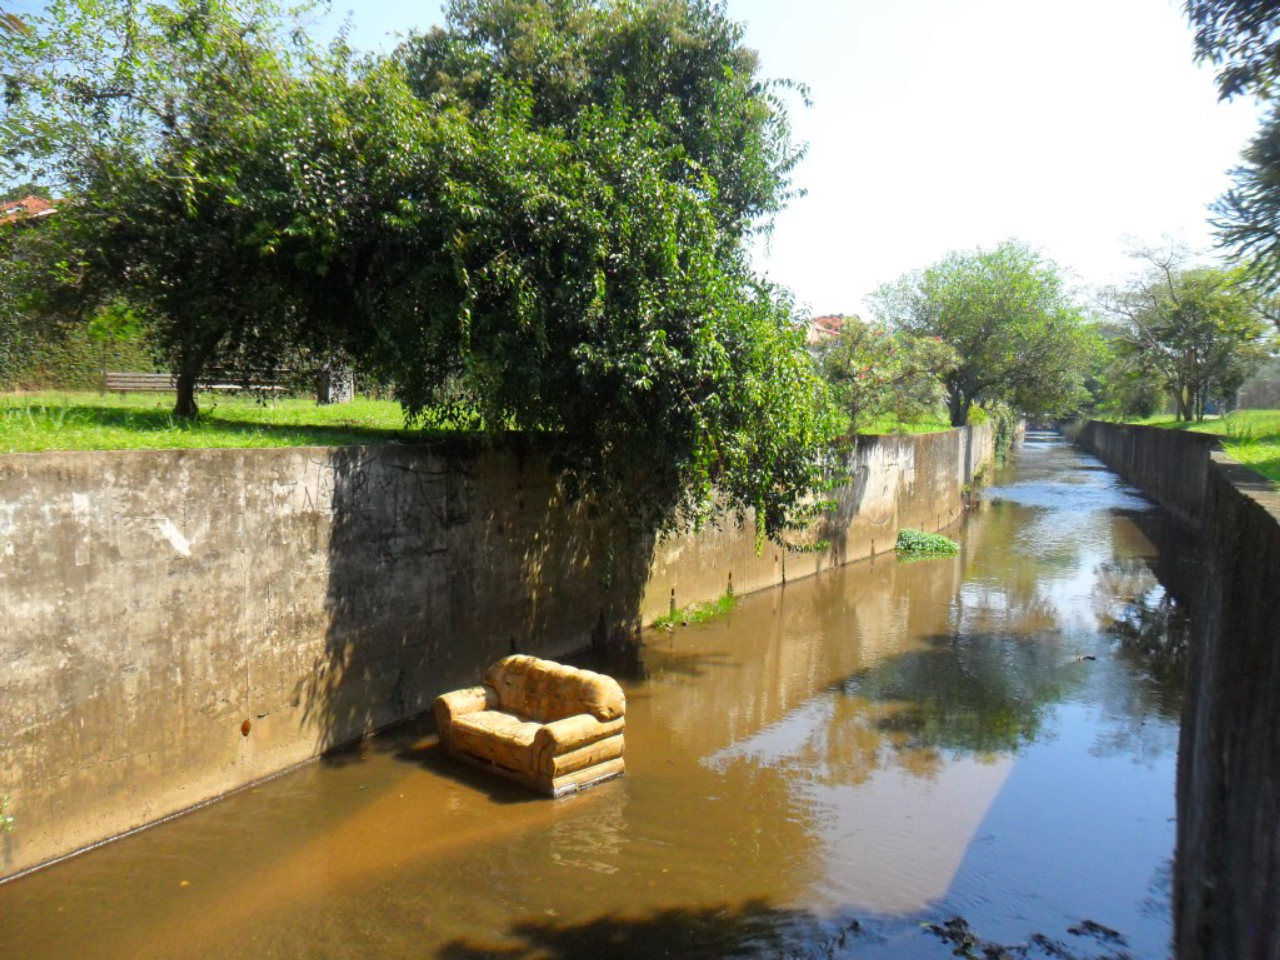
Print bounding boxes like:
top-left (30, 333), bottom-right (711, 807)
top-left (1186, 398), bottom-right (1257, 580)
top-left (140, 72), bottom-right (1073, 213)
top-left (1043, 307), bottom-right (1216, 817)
top-left (435, 655), bottom-right (626, 796)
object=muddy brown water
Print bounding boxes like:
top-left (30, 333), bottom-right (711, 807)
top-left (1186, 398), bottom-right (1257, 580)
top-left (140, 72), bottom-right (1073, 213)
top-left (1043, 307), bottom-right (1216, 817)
top-left (0, 432), bottom-right (1189, 959)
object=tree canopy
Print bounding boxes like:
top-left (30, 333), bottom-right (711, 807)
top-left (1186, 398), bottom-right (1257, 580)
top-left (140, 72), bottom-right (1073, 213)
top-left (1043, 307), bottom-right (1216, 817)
top-left (1098, 248), bottom-right (1270, 421)
top-left (869, 241), bottom-right (1098, 426)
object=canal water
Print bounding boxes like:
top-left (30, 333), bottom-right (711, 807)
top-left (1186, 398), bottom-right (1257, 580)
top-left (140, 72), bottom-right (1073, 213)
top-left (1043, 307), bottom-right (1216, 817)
top-left (0, 432), bottom-right (1191, 959)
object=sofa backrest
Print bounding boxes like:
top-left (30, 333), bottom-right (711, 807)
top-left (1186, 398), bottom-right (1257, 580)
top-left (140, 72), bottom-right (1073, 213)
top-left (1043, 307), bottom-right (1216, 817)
top-left (485, 655), bottom-right (626, 723)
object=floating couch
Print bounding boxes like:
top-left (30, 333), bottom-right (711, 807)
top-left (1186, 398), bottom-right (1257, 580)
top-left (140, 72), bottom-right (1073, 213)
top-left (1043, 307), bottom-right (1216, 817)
top-left (435, 655), bottom-right (626, 797)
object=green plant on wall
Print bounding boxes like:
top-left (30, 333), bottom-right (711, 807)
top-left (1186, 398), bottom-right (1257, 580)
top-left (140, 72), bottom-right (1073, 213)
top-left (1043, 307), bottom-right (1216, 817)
top-left (1, 794), bottom-right (13, 833)
top-left (652, 590), bottom-right (738, 630)
top-left (895, 528), bottom-right (960, 557)
top-left (987, 401), bottom-right (1020, 464)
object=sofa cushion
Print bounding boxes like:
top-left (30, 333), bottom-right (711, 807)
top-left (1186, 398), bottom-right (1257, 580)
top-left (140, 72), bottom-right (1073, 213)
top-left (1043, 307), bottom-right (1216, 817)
top-left (450, 710), bottom-right (543, 773)
top-left (485, 655), bottom-right (625, 723)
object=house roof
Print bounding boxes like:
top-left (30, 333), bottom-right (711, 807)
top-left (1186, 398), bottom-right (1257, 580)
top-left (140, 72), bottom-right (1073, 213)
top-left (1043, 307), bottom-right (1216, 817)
top-left (806, 314), bottom-right (844, 345)
top-left (0, 194), bottom-right (57, 226)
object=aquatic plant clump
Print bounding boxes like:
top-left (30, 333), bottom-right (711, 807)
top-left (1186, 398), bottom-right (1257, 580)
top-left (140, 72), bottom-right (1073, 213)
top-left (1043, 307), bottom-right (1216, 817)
top-left (895, 528), bottom-right (960, 556)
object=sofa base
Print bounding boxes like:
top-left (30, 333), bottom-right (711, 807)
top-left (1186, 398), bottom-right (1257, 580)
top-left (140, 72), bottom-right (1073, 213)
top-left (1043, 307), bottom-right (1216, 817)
top-left (448, 750), bottom-right (626, 797)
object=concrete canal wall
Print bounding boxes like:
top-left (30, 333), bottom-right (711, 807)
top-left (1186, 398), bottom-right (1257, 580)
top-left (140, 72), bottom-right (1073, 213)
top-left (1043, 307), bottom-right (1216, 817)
top-left (0, 424), bottom-right (994, 880)
top-left (1076, 420), bottom-right (1280, 960)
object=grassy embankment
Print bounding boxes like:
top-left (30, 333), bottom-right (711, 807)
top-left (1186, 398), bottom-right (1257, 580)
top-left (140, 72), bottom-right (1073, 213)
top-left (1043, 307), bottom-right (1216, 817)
top-left (1126, 409), bottom-right (1280, 486)
top-left (0, 391), bottom-right (430, 453)
top-left (1, 391), bottom-right (980, 454)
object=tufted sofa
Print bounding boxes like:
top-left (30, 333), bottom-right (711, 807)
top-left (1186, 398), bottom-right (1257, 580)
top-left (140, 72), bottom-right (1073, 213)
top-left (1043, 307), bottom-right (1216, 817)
top-left (435, 655), bottom-right (626, 796)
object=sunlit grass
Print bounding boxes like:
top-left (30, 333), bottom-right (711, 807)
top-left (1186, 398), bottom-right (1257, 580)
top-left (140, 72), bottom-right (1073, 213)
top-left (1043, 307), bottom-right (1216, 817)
top-left (1123, 409), bottom-right (1280, 486)
top-left (0, 391), bottom-right (445, 453)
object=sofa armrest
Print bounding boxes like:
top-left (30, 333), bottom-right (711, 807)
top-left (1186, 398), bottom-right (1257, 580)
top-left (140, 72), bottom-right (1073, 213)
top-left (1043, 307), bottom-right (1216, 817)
top-left (435, 685), bottom-right (497, 748)
top-left (534, 714), bottom-right (625, 757)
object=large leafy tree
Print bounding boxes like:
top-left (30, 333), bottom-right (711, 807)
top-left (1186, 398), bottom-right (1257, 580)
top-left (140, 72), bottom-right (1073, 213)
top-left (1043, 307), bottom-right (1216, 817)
top-left (869, 240), bottom-right (1098, 426)
top-left (2, 0), bottom-right (836, 542)
top-left (1098, 249), bottom-right (1270, 421)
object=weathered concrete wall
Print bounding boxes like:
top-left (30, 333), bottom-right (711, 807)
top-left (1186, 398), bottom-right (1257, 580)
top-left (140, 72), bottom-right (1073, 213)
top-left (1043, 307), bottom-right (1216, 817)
top-left (1075, 421), bottom-right (1280, 960)
top-left (0, 424), bottom-right (994, 880)
top-left (1074, 420), bottom-right (1220, 531)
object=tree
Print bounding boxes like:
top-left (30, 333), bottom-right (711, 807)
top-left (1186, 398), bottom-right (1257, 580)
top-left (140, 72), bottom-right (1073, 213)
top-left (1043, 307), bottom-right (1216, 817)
top-left (1183, 1), bottom-right (1280, 317)
top-left (2, 0), bottom-right (837, 543)
top-left (869, 240), bottom-right (1098, 427)
top-left (1098, 249), bottom-right (1270, 421)
top-left (817, 316), bottom-right (956, 432)
top-left (397, 0), bottom-right (807, 240)
top-left (2, 0), bottom-right (357, 416)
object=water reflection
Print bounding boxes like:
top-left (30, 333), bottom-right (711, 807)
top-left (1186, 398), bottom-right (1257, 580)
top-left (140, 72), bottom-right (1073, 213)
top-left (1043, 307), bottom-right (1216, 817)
top-left (0, 433), bottom-right (1188, 959)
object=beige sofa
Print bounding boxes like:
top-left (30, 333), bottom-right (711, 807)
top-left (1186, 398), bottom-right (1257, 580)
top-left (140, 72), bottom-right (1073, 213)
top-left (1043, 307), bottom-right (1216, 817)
top-left (435, 655), bottom-right (626, 796)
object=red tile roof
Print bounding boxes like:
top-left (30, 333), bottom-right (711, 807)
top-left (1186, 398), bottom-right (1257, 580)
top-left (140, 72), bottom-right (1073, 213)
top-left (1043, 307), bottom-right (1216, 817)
top-left (807, 314), bottom-right (844, 344)
top-left (0, 194), bottom-right (56, 226)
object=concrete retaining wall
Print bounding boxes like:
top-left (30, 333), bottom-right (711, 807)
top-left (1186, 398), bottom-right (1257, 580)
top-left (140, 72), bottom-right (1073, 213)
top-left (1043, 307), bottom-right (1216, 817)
top-left (1073, 420), bottom-right (1220, 531)
top-left (0, 424), bottom-right (993, 880)
top-left (1076, 421), bottom-right (1280, 960)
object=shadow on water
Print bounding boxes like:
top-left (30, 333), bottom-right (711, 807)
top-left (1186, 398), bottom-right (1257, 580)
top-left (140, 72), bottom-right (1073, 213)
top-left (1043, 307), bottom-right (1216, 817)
top-left (434, 897), bottom-right (1146, 960)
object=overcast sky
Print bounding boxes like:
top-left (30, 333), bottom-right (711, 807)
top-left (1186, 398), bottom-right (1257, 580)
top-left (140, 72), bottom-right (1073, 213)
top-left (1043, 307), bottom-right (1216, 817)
top-left (12, 0), bottom-right (1263, 315)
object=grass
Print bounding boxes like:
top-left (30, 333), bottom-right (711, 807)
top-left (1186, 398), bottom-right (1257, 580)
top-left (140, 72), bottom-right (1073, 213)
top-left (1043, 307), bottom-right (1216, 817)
top-left (651, 591), bottom-right (738, 629)
top-left (1123, 409), bottom-right (1280, 486)
top-left (0, 391), bottom-right (449, 453)
top-left (853, 413), bottom-right (955, 435)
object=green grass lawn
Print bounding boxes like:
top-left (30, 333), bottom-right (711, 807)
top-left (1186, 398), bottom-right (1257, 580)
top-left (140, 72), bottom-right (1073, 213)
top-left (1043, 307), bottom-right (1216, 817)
top-left (848, 408), bottom-right (975, 436)
top-left (1125, 409), bottom-right (1280, 486)
top-left (0, 391), bottom-right (440, 453)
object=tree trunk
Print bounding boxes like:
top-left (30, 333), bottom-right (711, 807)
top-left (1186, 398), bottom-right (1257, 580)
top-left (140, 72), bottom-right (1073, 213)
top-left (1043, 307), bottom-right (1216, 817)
top-left (947, 387), bottom-right (970, 427)
top-left (174, 370), bottom-right (199, 419)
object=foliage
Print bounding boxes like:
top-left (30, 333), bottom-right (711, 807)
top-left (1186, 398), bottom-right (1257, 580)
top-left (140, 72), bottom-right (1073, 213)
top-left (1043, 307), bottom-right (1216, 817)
top-left (1098, 248), bottom-right (1271, 421)
top-left (0, 180), bottom-right (48, 202)
top-left (1186, 0), bottom-right (1280, 101)
top-left (1, 0), bottom-right (354, 417)
top-left (1093, 321), bottom-right (1167, 419)
top-left (870, 240), bottom-right (1099, 427)
top-left (398, 0), bottom-right (807, 240)
top-left (817, 315), bottom-right (956, 432)
top-left (894, 527), bottom-right (959, 557)
top-left (986, 400), bottom-right (1020, 464)
top-left (1184, 1), bottom-right (1280, 310)
top-left (650, 590), bottom-right (737, 629)
top-left (2, 0), bottom-right (836, 544)
top-left (0, 794), bottom-right (11, 833)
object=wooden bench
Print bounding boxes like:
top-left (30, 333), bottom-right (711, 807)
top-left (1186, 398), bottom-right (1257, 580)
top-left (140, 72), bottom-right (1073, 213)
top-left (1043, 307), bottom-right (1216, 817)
top-left (102, 372), bottom-right (174, 394)
top-left (103, 369), bottom-right (292, 396)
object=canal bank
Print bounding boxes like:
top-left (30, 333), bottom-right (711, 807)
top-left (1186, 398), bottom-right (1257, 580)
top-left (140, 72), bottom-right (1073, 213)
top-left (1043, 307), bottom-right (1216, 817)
top-left (0, 431), bottom-right (1191, 959)
top-left (1075, 420), bottom-right (1280, 960)
top-left (0, 425), bottom-right (993, 880)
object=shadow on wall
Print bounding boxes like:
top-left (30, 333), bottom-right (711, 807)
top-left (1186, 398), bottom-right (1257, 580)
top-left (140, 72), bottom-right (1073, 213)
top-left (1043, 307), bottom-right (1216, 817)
top-left (297, 437), bottom-right (658, 756)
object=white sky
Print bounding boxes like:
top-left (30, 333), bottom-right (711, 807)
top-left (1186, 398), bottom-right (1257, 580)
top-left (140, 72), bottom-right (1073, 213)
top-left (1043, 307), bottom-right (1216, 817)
top-left (12, 0), bottom-right (1264, 315)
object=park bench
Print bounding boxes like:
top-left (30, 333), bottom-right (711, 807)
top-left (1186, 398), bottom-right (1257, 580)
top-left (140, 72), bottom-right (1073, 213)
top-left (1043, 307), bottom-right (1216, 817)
top-left (103, 368), bottom-right (291, 396)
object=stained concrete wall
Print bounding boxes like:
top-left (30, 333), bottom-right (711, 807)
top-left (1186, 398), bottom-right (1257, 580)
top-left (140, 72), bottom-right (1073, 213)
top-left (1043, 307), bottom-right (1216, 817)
top-left (1075, 421), bottom-right (1280, 960)
top-left (0, 424), bottom-right (993, 880)
top-left (1074, 420), bottom-right (1220, 532)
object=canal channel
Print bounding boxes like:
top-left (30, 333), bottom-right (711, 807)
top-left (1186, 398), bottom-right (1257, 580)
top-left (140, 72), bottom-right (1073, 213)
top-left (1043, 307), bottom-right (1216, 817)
top-left (0, 431), bottom-right (1192, 958)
